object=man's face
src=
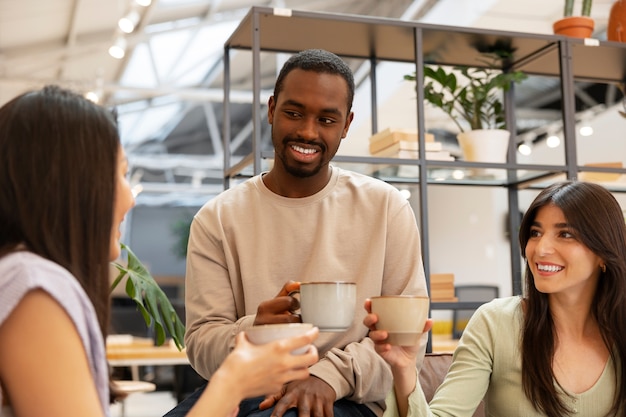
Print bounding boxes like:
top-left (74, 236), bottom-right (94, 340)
top-left (267, 69), bottom-right (353, 178)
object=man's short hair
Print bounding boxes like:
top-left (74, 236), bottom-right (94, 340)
top-left (273, 49), bottom-right (355, 112)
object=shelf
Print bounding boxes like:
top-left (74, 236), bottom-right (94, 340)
top-left (222, 7), bottom-right (626, 336)
top-left (230, 150), bottom-right (611, 188)
top-left (222, 6), bottom-right (626, 353)
top-left (226, 6), bottom-right (626, 82)
top-left (431, 301), bottom-right (486, 310)
top-left (226, 7), bottom-right (557, 70)
top-left (225, 152), bottom-right (626, 188)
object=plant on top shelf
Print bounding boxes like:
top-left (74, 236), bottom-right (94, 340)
top-left (404, 51), bottom-right (527, 133)
top-left (554, 0), bottom-right (594, 37)
top-left (404, 47), bottom-right (526, 164)
top-left (111, 243), bottom-right (186, 350)
top-left (564, 0), bottom-right (593, 17)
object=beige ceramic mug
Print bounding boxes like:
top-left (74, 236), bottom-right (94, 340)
top-left (296, 282), bottom-right (356, 332)
top-left (245, 323), bottom-right (314, 354)
top-left (370, 295), bottom-right (430, 346)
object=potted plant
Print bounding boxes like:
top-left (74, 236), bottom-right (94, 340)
top-left (404, 51), bottom-right (526, 164)
top-left (111, 243), bottom-right (186, 350)
top-left (608, 0), bottom-right (626, 42)
top-left (553, 0), bottom-right (594, 38)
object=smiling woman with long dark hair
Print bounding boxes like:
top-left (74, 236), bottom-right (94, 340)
top-left (365, 180), bottom-right (626, 417)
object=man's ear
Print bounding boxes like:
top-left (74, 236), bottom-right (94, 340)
top-left (267, 96), bottom-right (276, 124)
top-left (341, 111), bottom-right (354, 138)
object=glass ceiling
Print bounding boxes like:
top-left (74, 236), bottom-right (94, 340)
top-left (115, 4), bottom-right (240, 148)
top-left (109, 0), bottom-right (623, 207)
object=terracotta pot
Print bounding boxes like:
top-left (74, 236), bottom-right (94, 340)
top-left (608, 0), bottom-right (626, 42)
top-left (553, 16), bottom-right (595, 38)
top-left (456, 129), bottom-right (510, 163)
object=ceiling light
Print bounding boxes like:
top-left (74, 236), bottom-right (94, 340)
top-left (546, 134), bottom-right (560, 148)
top-left (119, 11), bottom-right (140, 33)
top-left (85, 91), bottom-right (99, 103)
top-left (517, 142), bottom-right (532, 156)
top-left (579, 125), bottom-right (594, 137)
top-left (108, 37), bottom-right (127, 59)
top-left (452, 170), bottom-right (465, 180)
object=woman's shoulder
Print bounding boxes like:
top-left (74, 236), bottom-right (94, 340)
top-left (0, 250), bottom-right (98, 332)
top-left (0, 251), bottom-right (83, 308)
top-left (0, 251), bottom-right (72, 282)
top-left (475, 295), bottom-right (523, 320)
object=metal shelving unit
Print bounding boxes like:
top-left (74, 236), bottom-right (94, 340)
top-left (221, 6), bottom-right (626, 329)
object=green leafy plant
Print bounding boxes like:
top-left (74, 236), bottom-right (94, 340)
top-left (404, 52), bottom-right (527, 133)
top-left (111, 243), bottom-right (186, 350)
top-left (564, 0), bottom-right (592, 17)
top-left (171, 214), bottom-right (193, 260)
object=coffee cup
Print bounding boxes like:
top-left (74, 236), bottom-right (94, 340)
top-left (296, 281), bottom-right (356, 332)
top-left (370, 295), bottom-right (429, 346)
top-left (245, 323), bottom-right (314, 354)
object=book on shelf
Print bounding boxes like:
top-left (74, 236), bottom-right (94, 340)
top-left (372, 139), bottom-right (443, 154)
top-left (579, 161), bottom-right (623, 182)
top-left (373, 145), bottom-right (454, 161)
top-left (368, 128), bottom-right (435, 154)
top-left (431, 273), bottom-right (455, 283)
top-left (429, 273), bottom-right (457, 301)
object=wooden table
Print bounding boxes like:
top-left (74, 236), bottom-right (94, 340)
top-left (106, 335), bottom-right (189, 380)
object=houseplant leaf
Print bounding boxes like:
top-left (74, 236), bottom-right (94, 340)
top-left (407, 52), bottom-right (527, 132)
top-left (111, 243), bottom-right (186, 350)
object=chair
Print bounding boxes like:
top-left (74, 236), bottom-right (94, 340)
top-left (112, 380), bottom-right (156, 417)
top-left (452, 285), bottom-right (499, 339)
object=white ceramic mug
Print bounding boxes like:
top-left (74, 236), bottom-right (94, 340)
top-left (370, 295), bottom-right (430, 346)
top-left (245, 323), bottom-right (314, 354)
top-left (296, 282), bottom-right (356, 332)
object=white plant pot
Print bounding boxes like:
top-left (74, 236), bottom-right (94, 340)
top-left (456, 129), bottom-right (511, 163)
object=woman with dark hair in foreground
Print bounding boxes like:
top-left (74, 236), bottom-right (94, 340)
top-left (0, 86), bottom-right (318, 417)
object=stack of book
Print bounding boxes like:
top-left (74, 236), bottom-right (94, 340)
top-left (430, 273), bottom-right (458, 302)
top-left (368, 128), bottom-right (454, 161)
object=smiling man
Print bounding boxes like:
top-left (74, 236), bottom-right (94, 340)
top-left (165, 49), bottom-right (428, 417)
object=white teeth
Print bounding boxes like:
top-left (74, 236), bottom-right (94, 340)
top-left (537, 264), bottom-right (563, 272)
top-left (292, 145), bottom-right (316, 154)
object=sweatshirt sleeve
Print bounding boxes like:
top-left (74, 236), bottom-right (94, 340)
top-left (183, 213), bottom-right (253, 379)
top-left (414, 302), bottom-right (497, 417)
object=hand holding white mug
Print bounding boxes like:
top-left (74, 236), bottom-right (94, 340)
top-left (292, 281), bottom-right (356, 331)
top-left (254, 280), bottom-right (302, 325)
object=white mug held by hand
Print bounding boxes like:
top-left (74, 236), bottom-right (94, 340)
top-left (296, 281), bottom-right (356, 332)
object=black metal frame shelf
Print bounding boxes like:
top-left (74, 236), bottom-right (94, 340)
top-left (221, 7), bottom-right (626, 349)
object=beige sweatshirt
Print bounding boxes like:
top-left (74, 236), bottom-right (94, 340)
top-left (184, 166), bottom-right (428, 416)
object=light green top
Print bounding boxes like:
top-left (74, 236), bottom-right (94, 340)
top-left (384, 296), bottom-right (618, 417)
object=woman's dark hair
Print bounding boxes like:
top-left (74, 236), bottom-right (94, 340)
top-left (273, 48), bottom-right (355, 113)
top-left (0, 85), bottom-right (120, 342)
top-left (519, 181), bottom-right (626, 416)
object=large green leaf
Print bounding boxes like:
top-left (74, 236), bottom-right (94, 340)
top-left (111, 243), bottom-right (186, 350)
top-left (415, 55), bottom-right (527, 131)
